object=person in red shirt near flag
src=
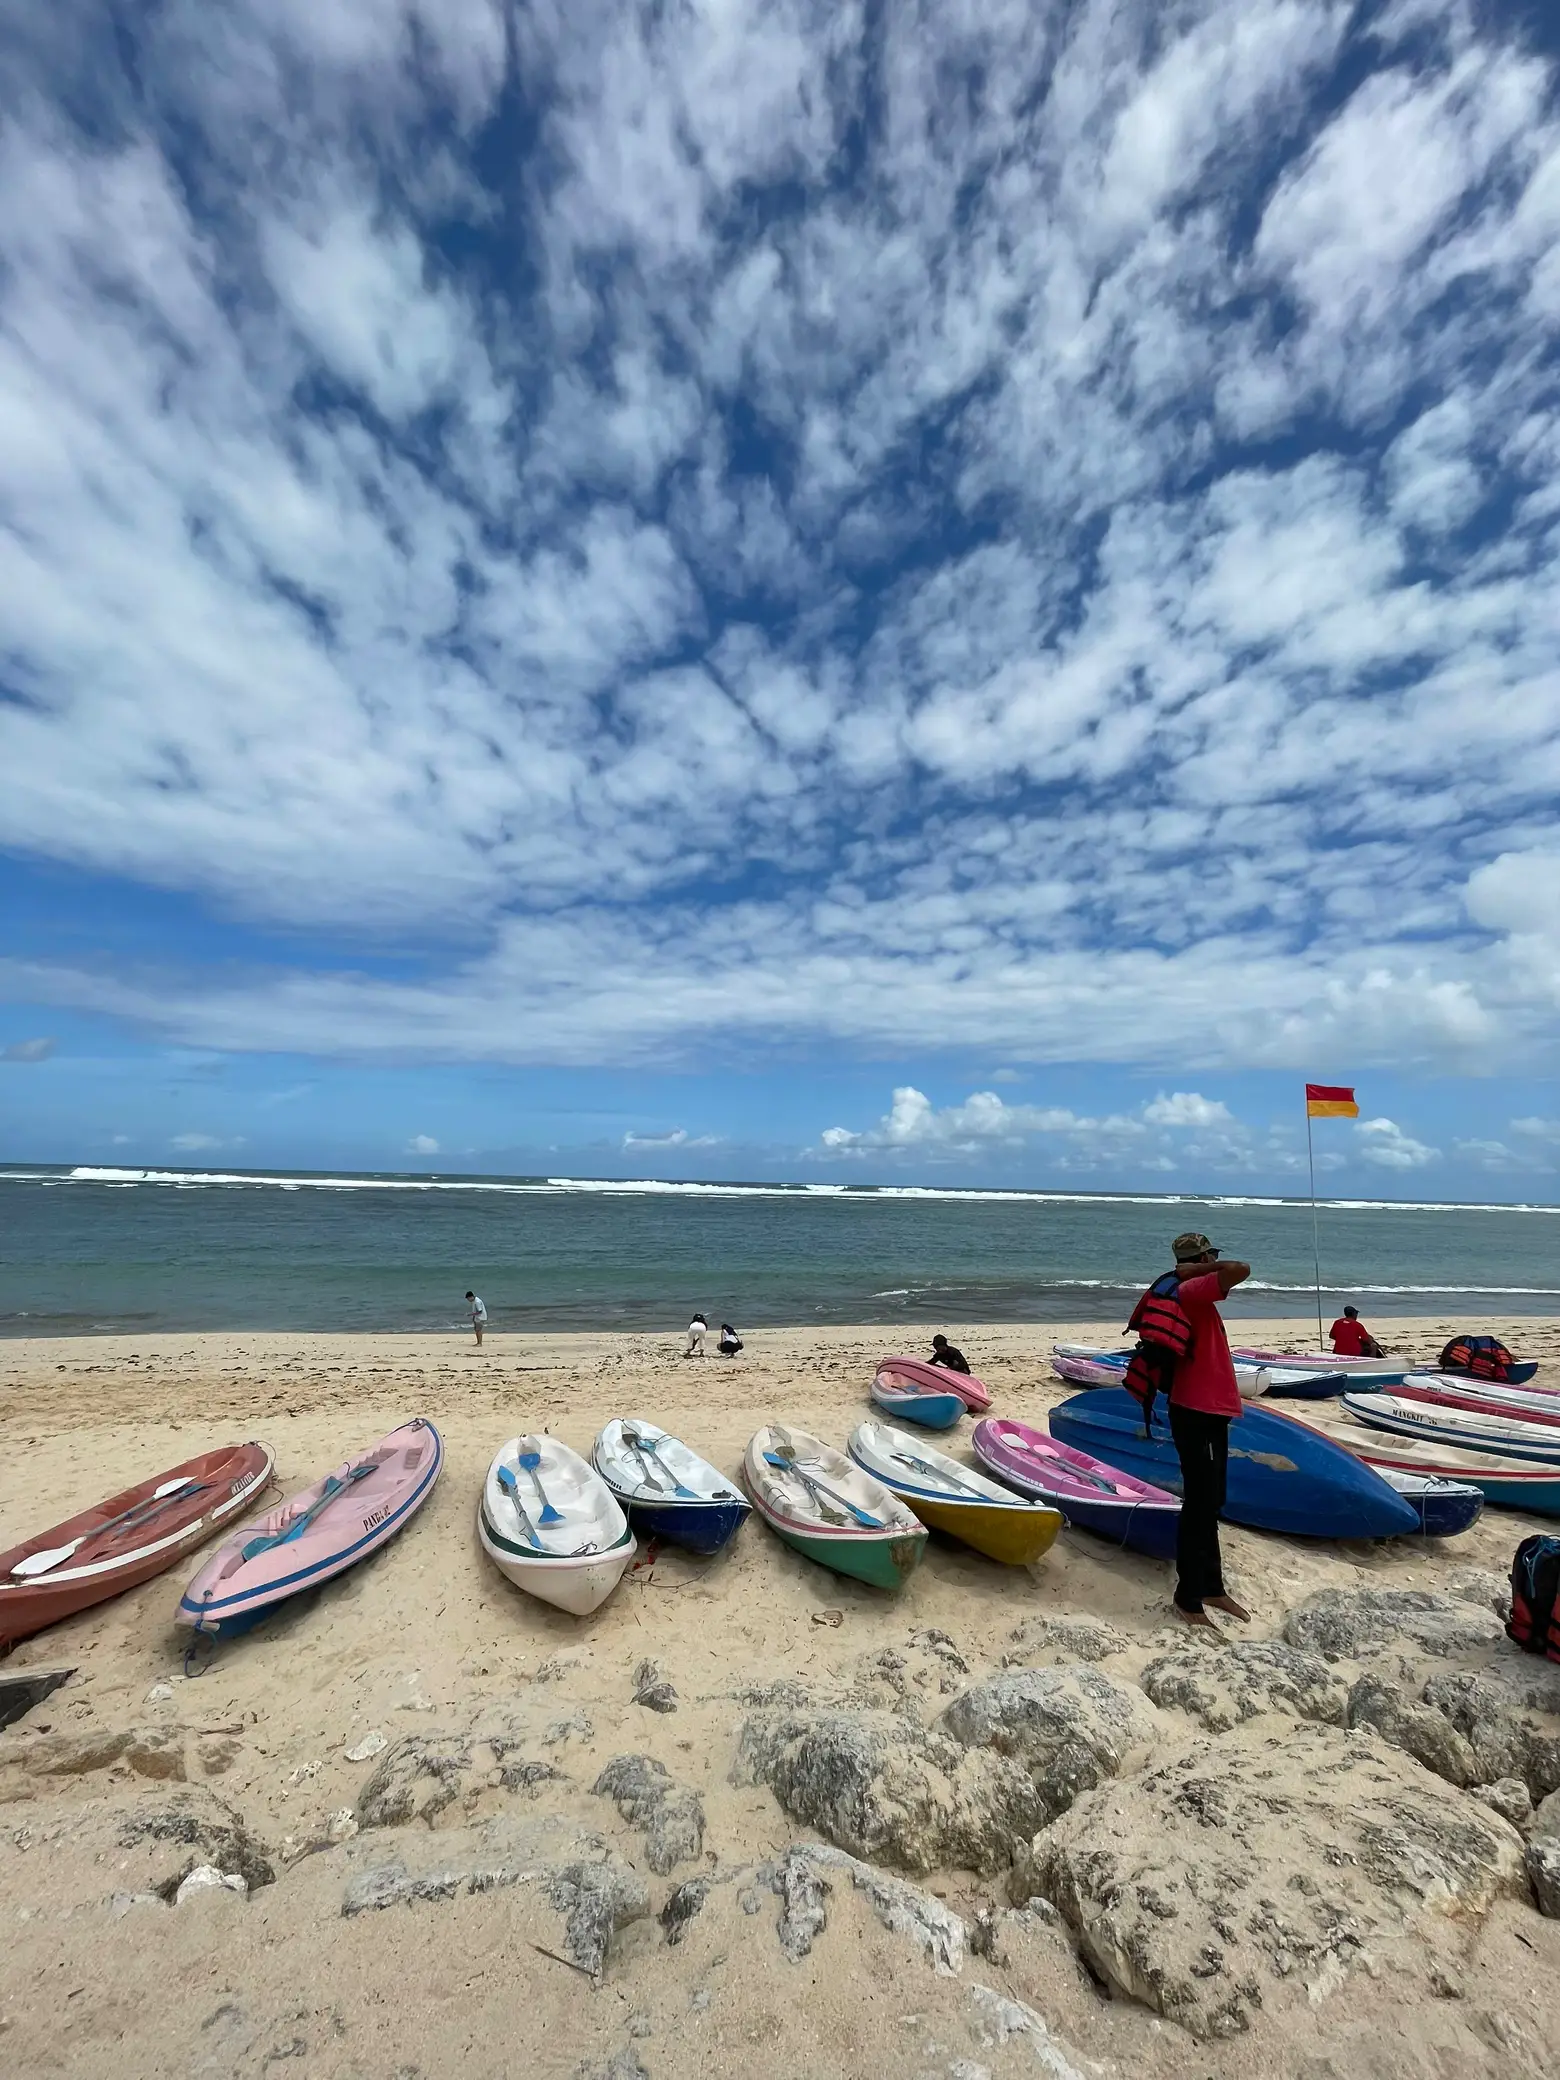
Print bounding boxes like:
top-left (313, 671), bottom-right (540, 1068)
top-left (1126, 1231), bottom-right (1252, 1628)
top-left (1329, 1305), bottom-right (1383, 1358)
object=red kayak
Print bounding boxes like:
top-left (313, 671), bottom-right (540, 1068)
top-left (877, 1355), bottom-right (992, 1413)
top-left (0, 1443), bottom-right (274, 1650)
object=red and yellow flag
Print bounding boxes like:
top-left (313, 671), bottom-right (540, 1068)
top-left (1306, 1083), bottom-right (1359, 1119)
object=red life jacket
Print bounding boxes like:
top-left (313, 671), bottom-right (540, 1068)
top-left (1439, 1335), bottom-right (1514, 1383)
top-left (1122, 1272), bottom-right (1195, 1434)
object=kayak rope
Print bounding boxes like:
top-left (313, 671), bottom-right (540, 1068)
top-left (182, 1633), bottom-right (218, 1679)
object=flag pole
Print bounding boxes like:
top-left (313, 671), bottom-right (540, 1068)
top-left (1306, 1099), bottom-right (1324, 1352)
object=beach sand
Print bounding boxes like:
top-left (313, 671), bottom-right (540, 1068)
top-left (2, 1319), bottom-right (1559, 2078)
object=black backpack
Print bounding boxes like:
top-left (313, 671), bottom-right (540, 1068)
top-left (1507, 1534), bottom-right (1560, 1657)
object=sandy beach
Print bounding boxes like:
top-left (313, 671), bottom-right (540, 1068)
top-left (2, 1319), bottom-right (1560, 2079)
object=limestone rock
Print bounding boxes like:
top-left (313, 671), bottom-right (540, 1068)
top-left (1444, 1567), bottom-right (1513, 1621)
top-left (174, 1864), bottom-right (247, 1905)
top-left (850, 1629), bottom-right (971, 1707)
top-left (119, 1790), bottom-right (275, 1894)
top-left (1345, 1678), bottom-right (1478, 1788)
top-left (768, 1844), bottom-right (966, 1973)
top-left (1421, 1672), bottom-right (1560, 1801)
top-left (343, 1855), bottom-right (533, 1915)
top-left (1030, 1721), bottom-right (1527, 2040)
top-left (355, 1722), bottom-right (566, 1830)
top-left (938, 1665), bottom-right (1161, 1820)
top-left (544, 1853), bottom-right (651, 1974)
top-left (632, 1661), bottom-right (678, 1714)
top-left (1527, 1838), bottom-right (1560, 1918)
top-left (1475, 1777), bottom-right (1533, 1828)
top-left (659, 1876), bottom-right (710, 1944)
top-left (1283, 1587), bottom-right (1506, 1661)
top-left (0, 1725), bottom-right (186, 1794)
top-left (734, 1704), bottom-right (1044, 1874)
top-left (1529, 1788), bottom-right (1560, 1841)
top-left (592, 1754), bottom-right (704, 1875)
top-left (967, 1984), bottom-right (1089, 2080)
top-left (1141, 1642), bottom-right (1348, 1733)
top-left (1002, 1615), bottom-right (1129, 1666)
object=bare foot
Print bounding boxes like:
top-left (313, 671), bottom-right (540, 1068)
top-left (1174, 1605), bottom-right (1217, 1628)
top-left (1207, 1595), bottom-right (1251, 1621)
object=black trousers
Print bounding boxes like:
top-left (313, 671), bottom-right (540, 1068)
top-left (1168, 1404), bottom-right (1229, 1611)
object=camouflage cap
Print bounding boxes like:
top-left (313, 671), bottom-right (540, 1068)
top-left (1172, 1231), bottom-right (1218, 1263)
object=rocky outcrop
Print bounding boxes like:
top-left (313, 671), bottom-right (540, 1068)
top-left (766, 1843), bottom-right (968, 1973)
top-left (0, 1725), bottom-right (187, 1796)
top-left (118, 1790), bottom-right (275, 1895)
top-left (1421, 1672), bottom-right (1560, 1802)
top-left (938, 1665), bottom-right (1162, 1819)
top-left (734, 1703), bottom-right (1045, 1874)
top-left (545, 1853), bottom-right (652, 1975)
top-left (591, 1755), bottom-right (704, 1875)
top-left (1527, 1839), bottom-right (1560, 1918)
top-left (1029, 1722), bottom-right (1527, 2039)
top-left (1141, 1642), bottom-right (1348, 1733)
top-left (1002, 1615), bottom-right (1129, 1665)
top-left (632, 1661), bottom-right (678, 1714)
top-left (354, 1723), bottom-right (565, 1829)
top-left (1345, 1677), bottom-right (1479, 1787)
top-left (1282, 1587), bottom-right (1506, 1660)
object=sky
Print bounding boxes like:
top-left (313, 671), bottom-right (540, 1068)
top-left (1, 0), bottom-right (1559, 1194)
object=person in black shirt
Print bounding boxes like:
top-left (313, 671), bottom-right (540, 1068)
top-left (929, 1334), bottom-right (970, 1375)
top-left (718, 1322), bottom-right (743, 1357)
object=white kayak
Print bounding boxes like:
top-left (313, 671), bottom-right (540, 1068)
top-left (1051, 1344), bottom-right (1347, 1400)
top-left (1341, 1392), bottom-right (1560, 1467)
top-left (1399, 1373), bottom-right (1560, 1422)
top-left (479, 1435), bottom-right (636, 1616)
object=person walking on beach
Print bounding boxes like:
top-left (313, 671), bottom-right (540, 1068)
top-left (465, 1290), bottom-right (487, 1347)
top-left (684, 1313), bottom-right (708, 1357)
top-left (1329, 1305), bottom-right (1384, 1358)
top-left (1125, 1231), bottom-right (1251, 1629)
top-left (929, 1334), bottom-right (970, 1374)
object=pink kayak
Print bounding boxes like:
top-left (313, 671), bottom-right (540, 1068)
top-left (177, 1419), bottom-right (442, 1637)
top-left (971, 1416), bottom-right (1179, 1557)
top-left (879, 1355), bottom-right (992, 1413)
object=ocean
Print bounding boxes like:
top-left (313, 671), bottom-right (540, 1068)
top-left (1, 1165), bottom-right (1557, 1337)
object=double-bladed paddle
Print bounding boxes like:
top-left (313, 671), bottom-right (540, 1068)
top-left (763, 1447), bottom-right (884, 1529)
top-left (11, 1477), bottom-right (202, 1579)
top-left (240, 1461), bottom-right (375, 1561)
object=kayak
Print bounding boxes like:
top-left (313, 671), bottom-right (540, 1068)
top-left (1051, 1347), bottom-right (1349, 1400)
top-left (0, 1444), bottom-right (274, 1650)
top-left (1340, 1392), bottom-right (1560, 1467)
top-left (1232, 1350), bottom-right (1411, 1390)
top-left (847, 1422), bottom-right (1062, 1565)
top-left (971, 1416), bottom-right (1180, 1558)
top-left (482, 1436), bottom-right (635, 1614)
top-left (744, 1425), bottom-right (927, 1590)
top-left (1281, 1407), bottom-right (1560, 1516)
top-left (178, 1421), bottom-right (441, 1638)
top-left (876, 1355), bottom-right (992, 1414)
top-left (1396, 1374), bottom-right (1560, 1425)
top-left (1372, 1467), bottom-right (1485, 1537)
top-left (1047, 1390), bottom-right (1420, 1539)
top-left (593, 1419), bottom-right (749, 1555)
top-left (869, 1370), bottom-right (965, 1430)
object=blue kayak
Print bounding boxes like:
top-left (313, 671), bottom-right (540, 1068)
top-left (1047, 1390), bottom-right (1420, 1540)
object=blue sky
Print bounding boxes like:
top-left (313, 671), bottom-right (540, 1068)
top-left (2, 0), bottom-right (1559, 1194)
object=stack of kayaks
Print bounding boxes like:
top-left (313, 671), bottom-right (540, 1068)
top-left (847, 1421), bottom-right (1062, 1565)
top-left (876, 1356), bottom-right (992, 1413)
top-left (1047, 1390), bottom-right (1420, 1539)
top-left (971, 1415), bottom-right (1180, 1557)
top-left (2, 1443), bottom-right (274, 1650)
top-left (745, 1424), bottom-right (927, 1589)
top-left (480, 1435), bottom-right (635, 1615)
top-left (1396, 1374), bottom-right (1560, 1424)
top-left (1284, 1403), bottom-right (1560, 1517)
top-left (1232, 1349), bottom-right (1411, 1391)
top-left (179, 1422), bottom-right (439, 1638)
top-left (1052, 1344), bottom-right (1349, 1401)
top-left (869, 1366), bottom-right (964, 1430)
top-left (593, 1418), bottom-right (750, 1554)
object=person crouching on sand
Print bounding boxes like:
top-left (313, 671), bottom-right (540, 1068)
top-left (684, 1313), bottom-right (708, 1357)
top-left (465, 1291), bottom-right (487, 1347)
top-left (718, 1322), bottom-right (743, 1357)
top-left (1126, 1231), bottom-right (1251, 1629)
top-left (929, 1333), bottom-right (970, 1374)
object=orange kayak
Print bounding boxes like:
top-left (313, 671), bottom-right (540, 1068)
top-left (0, 1443), bottom-right (274, 1649)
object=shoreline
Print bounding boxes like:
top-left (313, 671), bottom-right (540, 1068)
top-left (1, 1320), bottom-right (1557, 2076)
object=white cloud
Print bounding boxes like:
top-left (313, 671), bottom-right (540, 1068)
top-left (2, 1036), bottom-right (55, 1062)
top-left (0, 3), bottom-right (1558, 1081)
top-left (1511, 1117), bottom-right (1560, 1145)
top-left (407, 1133), bottom-right (440, 1155)
top-left (1142, 1091), bottom-right (1232, 1128)
top-left (622, 1128), bottom-right (687, 1150)
top-left (1355, 1117), bottom-right (1440, 1169)
top-left (170, 1131), bottom-right (243, 1152)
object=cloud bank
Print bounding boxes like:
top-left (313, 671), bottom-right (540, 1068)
top-left (1, 1), bottom-right (1558, 1075)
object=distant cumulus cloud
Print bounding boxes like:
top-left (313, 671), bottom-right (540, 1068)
top-left (622, 1128), bottom-right (721, 1150)
top-left (1141, 1092), bottom-right (1233, 1128)
top-left (2, 1037), bottom-right (55, 1062)
top-left (171, 1132), bottom-right (243, 1152)
top-left (406, 1134), bottom-right (440, 1156)
top-left (1, 4), bottom-right (1559, 1078)
top-left (1355, 1117), bottom-right (1440, 1170)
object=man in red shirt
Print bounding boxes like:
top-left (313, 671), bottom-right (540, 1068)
top-left (1156, 1231), bottom-right (1251, 1627)
top-left (1329, 1306), bottom-right (1383, 1358)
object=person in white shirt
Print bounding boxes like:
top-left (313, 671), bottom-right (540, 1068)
top-left (684, 1313), bottom-right (707, 1357)
top-left (465, 1290), bottom-right (487, 1346)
